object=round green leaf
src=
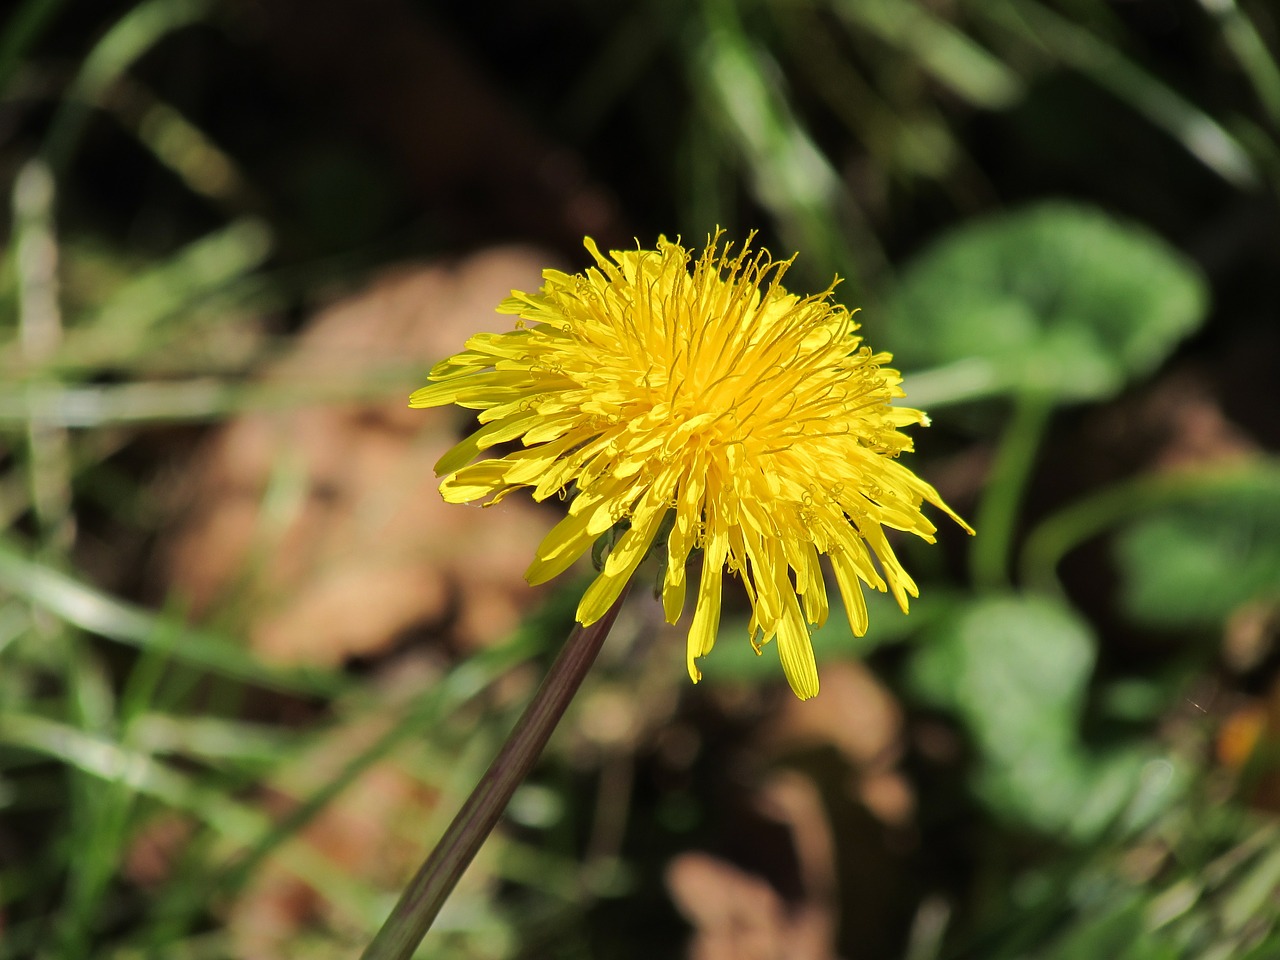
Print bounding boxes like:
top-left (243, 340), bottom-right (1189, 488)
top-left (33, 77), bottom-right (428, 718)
top-left (1113, 474), bottom-right (1280, 630)
top-left (910, 595), bottom-right (1098, 831)
top-left (910, 594), bottom-right (1096, 751)
top-left (910, 595), bottom-right (1186, 836)
top-left (886, 202), bottom-right (1208, 402)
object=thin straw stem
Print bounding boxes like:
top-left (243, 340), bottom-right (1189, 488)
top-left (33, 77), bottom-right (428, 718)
top-left (361, 587), bottom-right (630, 960)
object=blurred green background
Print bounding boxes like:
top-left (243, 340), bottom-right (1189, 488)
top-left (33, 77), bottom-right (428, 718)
top-left (3, 1), bottom-right (1280, 958)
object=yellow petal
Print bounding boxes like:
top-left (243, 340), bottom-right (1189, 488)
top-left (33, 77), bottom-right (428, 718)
top-left (502, 433), bottom-right (584, 485)
top-left (830, 550), bottom-right (869, 636)
top-left (793, 538), bottom-right (828, 628)
top-left (409, 372), bottom-right (533, 408)
top-left (662, 563), bottom-right (687, 626)
top-left (525, 539), bottom-right (590, 585)
top-left (440, 461), bottom-right (510, 503)
top-left (434, 412), bottom-right (539, 476)
top-left (532, 507), bottom-right (598, 566)
top-left (576, 485), bottom-right (671, 623)
top-left (686, 529), bottom-right (728, 682)
top-left (412, 232), bottom-right (972, 701)
top-left (776, 593), bottom-right (819, 700)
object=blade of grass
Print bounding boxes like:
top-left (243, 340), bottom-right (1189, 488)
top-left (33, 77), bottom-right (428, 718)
top-left (829, 0), bottom-right (1023, 109)
top-left (1199, 0), bottom-right (1280, 129)
top-left (695, 0), bottom-right (882, 291)
top-left (0, 537), bottom-right (346, 696)
top-left (141, 593), bottom-right (577, 947)
top-left (49, 218), bottom-right (273, 372)
top-left (133, 96), bottom-right (251, 206)
top-left (44, 608), bottom-right (186, 957)
top-left (1221, 842), bottom-right (1280, 934)
top-left (12, 156), bottom-right (94, 959)
top-left (56, 639), bottom-right (132, 960)
top-left (980, 0), bottom-right (1260, 189)
top-left (0, 370), bottom-right (427, 427)
top-left (0, 600), bottom-right (28, 656)
top-left (213, 590), bottom-right (580, 899)
top-left (12, 159), bottom-right (73, 550)
top-left (127, 713), bottom-right (297, 767)
top-left (116, 600), bottom-right (183, 728)
top-left (772, 0), bottom-right (965, 189)
top-left (41, 0), bottom-right (211, 171)
top-left (0, 713), bottom-right (386, 927)
top-left (0, 471), bottom-right (32, 532)
top-left (1237, 927), bottom-right (1280, 960)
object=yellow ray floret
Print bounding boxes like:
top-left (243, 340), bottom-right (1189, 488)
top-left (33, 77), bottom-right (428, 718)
top-left (411, 233), bottom-right (972, 700)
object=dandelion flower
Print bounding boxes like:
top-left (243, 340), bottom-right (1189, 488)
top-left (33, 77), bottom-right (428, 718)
top-left (412, 234), bottom-right (970, 699)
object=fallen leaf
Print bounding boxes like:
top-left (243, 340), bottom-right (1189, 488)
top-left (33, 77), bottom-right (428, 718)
top-left (764, 661), bottom-right (913, 825)
top-left (163, 247), bottom-right (562, 665)
top-left (666, 850), bottom-right (837, 960)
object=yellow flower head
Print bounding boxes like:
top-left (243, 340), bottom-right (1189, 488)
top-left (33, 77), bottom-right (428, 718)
top-left (412, 234), bottom-right (970, 699)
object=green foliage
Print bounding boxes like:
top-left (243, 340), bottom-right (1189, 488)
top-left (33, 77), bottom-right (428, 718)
top-left (886, 202), bottom-right (1209, 402)
top-left (1114, 478), bottom-right (1280, 630)
top-left (909, 595), bottom-right (1181, 838)
top-left (954, 813), bottom-right (1280, 960)
top-left (3, 0), bottom-right (1280, 957)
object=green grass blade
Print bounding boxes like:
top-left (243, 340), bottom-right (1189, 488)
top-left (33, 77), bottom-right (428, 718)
top-left (0, 538), bottom-right (345, 696)
top-left (53, 218), bottom-right (273, 371)
top-left (830, 0), bottom-right (1023, 109)
top-left (0, 371), bottom-right (424, 427)
top-left (0, 713), bottom-right (384, 926)
top-left (1200, 0), bottom-right (1280, 129)
top-left (695, 0), bottom-right (880, 288)
top-left (42, 0), bottom-right (212, 170)
top-left (982, 0), bottom-right (1260, 188)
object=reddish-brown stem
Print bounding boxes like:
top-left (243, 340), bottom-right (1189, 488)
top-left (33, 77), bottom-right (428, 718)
top-left (361, 587), bottom-right (630, 960)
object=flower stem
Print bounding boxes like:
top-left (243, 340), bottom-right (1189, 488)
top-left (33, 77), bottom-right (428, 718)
top-left (360, 588), bottom-right (630, 960)
top-left (1019, 462), bottom-right (1280, 593)
top-left (971, 391), bottom-right (1054, 591)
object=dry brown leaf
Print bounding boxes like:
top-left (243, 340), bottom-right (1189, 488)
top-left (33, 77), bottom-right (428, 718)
top-left (1144, 372), bottom-right (1258, 470)
top-left (666, 771), bottom-right (842, 960)
top-left (1218, 702), bottom-right (1267, 771)
top-left (763, 661), bottom-right (914, 826)
top-left (666, 850), bottom-right (838, 960)
top-left (1223, 600), bottom-right (1279, 674)
top-left (163, 247), bottom-right (563, 665)
top-left (123, 812), bottom-right (195, 889)
top-left (768, 661), bottom-right (903, 768)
